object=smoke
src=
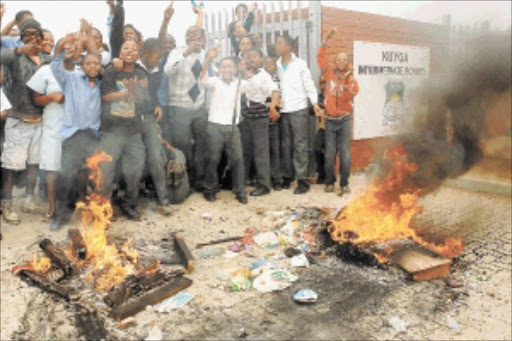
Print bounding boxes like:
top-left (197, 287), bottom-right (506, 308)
top-left (378, 32), bottom-right (511, 191)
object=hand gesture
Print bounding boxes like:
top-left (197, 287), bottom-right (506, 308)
top-left (80, 18), bottom-right (93, 36)
top-left (193, 6), bottom-right (203, 15)
top-left (250, 2), bottom-right (258, 12)
top-left (112, 58), bottom-right (123, 72)
top-left (163, 1), bottom-right (174, 21)
top-left (0, 3), bottom-right (5, 21)
top-left (50, 93), bottom-right (65, 104)
top-left (19, 43), bottom-right (41, 56)
top-left (207, 46), bottom-right (219, 60)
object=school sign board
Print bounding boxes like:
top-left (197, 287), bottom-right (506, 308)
top-left (353, 41), bottom-right (430, 140)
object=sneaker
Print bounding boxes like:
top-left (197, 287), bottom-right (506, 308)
top-left (250, 187), bottom-right (270, 196)
top-left (324, 184), bottom-right (335, 193)
top-left (21, 194), bottom-right (40, 214)
top-left (2, 201), bottom-right (20, 224)
top-left (337, 186), bottom-right (351, 196)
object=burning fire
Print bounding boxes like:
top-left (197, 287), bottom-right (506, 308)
top-left (329, 144), bottom-right (464, 262)
top-left (32, 255), bottom-right (52, 272)
top-left (71, 151), bottom-right (141, 292)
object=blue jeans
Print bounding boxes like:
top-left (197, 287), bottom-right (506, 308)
top-left (324, 116), bottom-right (352, 187)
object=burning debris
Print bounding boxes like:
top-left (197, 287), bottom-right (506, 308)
top-left (12, 151), bottom-right (194, 323)
top-left (328, 144), bottom-right (464, 264)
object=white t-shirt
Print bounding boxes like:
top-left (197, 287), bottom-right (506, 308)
top-left (245, 68), bottom-right (279, 104)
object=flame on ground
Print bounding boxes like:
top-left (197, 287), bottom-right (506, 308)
top-left (70, 150), bottom-right (141, 292)
top-left (32, 255), bottom-right (52, 272)
top-left (328, 144), bottom-right (464, 262)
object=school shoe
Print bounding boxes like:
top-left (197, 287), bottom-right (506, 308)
top-left (156, 199), bottom-right (173, 216)
top-left (120, 205), bottom-right (141, 221)
top-left (324, 184), bottom-right (335, 193)
top-left (2, 201), bottom-right (20, 225)
top-left (272, 181), bottom-right (282, 191)
top-left (337, 186), bottom-right (351, 196)
top-left (203, 192), bottom-right (216, 202)
top-left (281, 178), bottom-right (293, 189)
top-left (21, 194), bottom-right (41, 214)
top-left (293, 181), bottom-right (310, 195)
top-left (250, 187), bottom-right (270, 196)
top-left (236, 195), bottom-right (248, 205)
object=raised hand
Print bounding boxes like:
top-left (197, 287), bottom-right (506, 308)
top-left (80, 18), bottom-right (93, 36)
top-left (19, 42), bottom-right (41, 56)
top-left (250, 2), bottom-right (258, 12)
top-left (163, 1), bottom-right (174, 21)
top-left (0, 3), bottom-right (5, 21)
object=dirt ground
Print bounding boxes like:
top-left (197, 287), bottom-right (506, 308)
top-left (1, 173), bottom-right (511, 340)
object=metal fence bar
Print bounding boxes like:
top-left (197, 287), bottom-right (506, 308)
top-left (262, 3), bottom-right (268, 50)
top-left (270, 2), bottom-right (276, 43)
top-left (279, 1), bottom-right (284, 35)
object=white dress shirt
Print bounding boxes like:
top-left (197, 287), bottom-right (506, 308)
top-left (245, 68), bottom-right (279, 104)
top-left (202, 76), bottom-right (248, 125)
top-left (276, 53), bottom-right (318, 113)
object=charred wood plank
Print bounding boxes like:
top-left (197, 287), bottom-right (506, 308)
top-left (20, 270), bottom-right (78, 301)
top-left (39, 239), bottom-right (76, 277)
top-left (109, 276), bottom-right (193, 321)
top-left (68, 228), bottom-right (87, 260)
top-left (104, 271), bottom-right (167, 308)
top-left (174, 235), bottom-right (195, 273)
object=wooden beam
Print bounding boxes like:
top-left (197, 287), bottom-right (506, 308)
top-left (109, 276), bottom-right (193, 321)
top-left (68, 228), bottom-right (87, 260)
top-left (174, 235), bottom-right (195, 273)
top-left (20, 270), bottom-right (79, 301)
top-left (104, 271), bottom-right (167, 308)
top-left (39, 239), bottom-right (77, 277)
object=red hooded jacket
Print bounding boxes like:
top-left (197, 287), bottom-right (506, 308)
top-left (317, 46), bottom-right (359, 118)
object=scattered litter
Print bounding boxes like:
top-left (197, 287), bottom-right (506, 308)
top-left (199, 248), bottom-right (224, 259)
top-left (466, 282), bottom-right (477, 291)
top-left (302, 233), bottom-right (316, 244)
top-left (290, 254), bottom-right (310, 268)
top-left (238, 327), bottom-right (249, 338)
top-left (249, 259), bottom-right (267, 270)
top-left (200, 212), bottom-right (213, 221)
top-left (284, 247), bottom-right (302, 258)
top-left (154, 292), bottom-right (195, 312)
top-left (229, 275), bottom-right (252, 291)
top-left (477, 274), bottom-right (491, 281)
top-left (144, 326), bottom-right (163, 341)
top-left (228, 241), bottom-right (245, 252)
top-left (224, 250), bottom-right (240, 259)
top-left (231, 268), bottom-right (250, 278)
top-left (253, 270), bottom-right (298, 293)
top-left (388, 316), bottom-right (407, 332)
top-left (254, 232), bottom-right (279, 247)
top-left (118, 317), bottom-right (137, 329)
top-left (446, 316), bottom-right (461, 333)
top-left (293, 289), bottom-right (318, 303)
top-left (302, 208), bottom-right (322, 219)
top-left (444, 276), bottom-right (464, 288)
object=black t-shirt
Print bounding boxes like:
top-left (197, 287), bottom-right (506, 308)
top-left (101, 65), bottom-right (151, 132)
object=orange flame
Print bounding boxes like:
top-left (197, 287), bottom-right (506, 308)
top-left (32, 255), bottom-right (52, 272)
top-left (71, 151), bottom-right (141, 292)
top-left (329, 144), bottom-right (464, 262)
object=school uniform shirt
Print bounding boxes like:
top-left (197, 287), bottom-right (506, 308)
top-left (202, 76), bottom-right (248, 125)
top-left (245, 68), bottom-right (279, 118)
top-left (276, 53), bottom-right (318, 113)
top-left (164, 47), bottom-right (206, 110)
top-left (101, 65), bottom-right (151, 133)
top-left (135, 61), bottom-right (163, 119)
top-left (50, 52), bottom-right (102, 140)
top-left (27, 65), bottom-right (64, 120)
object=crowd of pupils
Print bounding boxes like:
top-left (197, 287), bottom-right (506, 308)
top-left (0, 1), bottom-right (358, 233)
